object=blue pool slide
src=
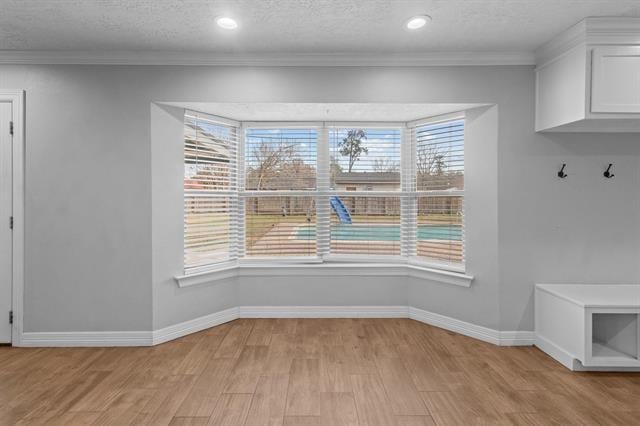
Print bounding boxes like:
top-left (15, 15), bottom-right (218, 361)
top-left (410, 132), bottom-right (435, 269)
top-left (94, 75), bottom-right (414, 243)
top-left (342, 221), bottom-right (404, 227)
top-left (329, 196), bottom-right (352, 224)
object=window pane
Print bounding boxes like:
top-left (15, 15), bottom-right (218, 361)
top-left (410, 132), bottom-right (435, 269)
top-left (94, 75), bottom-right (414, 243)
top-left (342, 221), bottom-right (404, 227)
top-left (415, 119), bottom-right (464, 191)
top-left (416, 196), bottom-right (464, 265)
top-left (245, 196), bottom-right (316, 257)
top-left (184, 195), bottom-right (234, 268)
top-left (330, 128), bottom-right (401, 191)
top-left (245, 128), bottom-right (317, 190)
top-left (184, 114), bottom-right (237, 191)
top-left (184, 111), bottom-right (238, 271)
top-left (328, 196), bottom-right (401, 256)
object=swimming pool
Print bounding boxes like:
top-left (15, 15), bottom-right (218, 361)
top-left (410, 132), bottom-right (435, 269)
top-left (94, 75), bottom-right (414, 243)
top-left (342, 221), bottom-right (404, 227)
top-left (296, 225), bottom-right (462, 241)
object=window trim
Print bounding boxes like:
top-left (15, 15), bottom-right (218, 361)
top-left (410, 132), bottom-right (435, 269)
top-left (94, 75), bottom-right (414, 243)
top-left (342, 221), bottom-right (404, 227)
top-left (183, 111), bottom-right (239, 273)
top-left (182, 114), bottom-right (468, 280)
top-left (175, 262), bottom-right (474, 288)
top-left (407, 112), bottom-right (466, 269)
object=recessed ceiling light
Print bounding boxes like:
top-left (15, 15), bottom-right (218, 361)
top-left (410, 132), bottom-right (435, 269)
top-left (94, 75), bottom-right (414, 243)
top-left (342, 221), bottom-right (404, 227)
top-left (406, 15), bottom-right (431, 30)
top-left (216, 16), bottom-right (238, 30)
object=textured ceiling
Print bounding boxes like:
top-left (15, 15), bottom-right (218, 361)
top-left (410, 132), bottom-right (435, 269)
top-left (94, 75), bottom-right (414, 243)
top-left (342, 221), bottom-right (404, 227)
top-left (162, 102), bottom-right (482, 122)
top-left (1, 1), bottom-right (640, 53)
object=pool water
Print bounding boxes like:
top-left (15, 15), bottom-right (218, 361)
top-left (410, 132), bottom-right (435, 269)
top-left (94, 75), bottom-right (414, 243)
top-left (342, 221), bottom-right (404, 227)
top-left (296, 225), bottom-right (462, 241)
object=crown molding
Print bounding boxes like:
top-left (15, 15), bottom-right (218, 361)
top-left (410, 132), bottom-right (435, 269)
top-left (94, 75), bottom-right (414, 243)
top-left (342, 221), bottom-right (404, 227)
top-left (0, 50), bottom-right (535, 66)
top-left (535, 17), bottom-right (640, 67)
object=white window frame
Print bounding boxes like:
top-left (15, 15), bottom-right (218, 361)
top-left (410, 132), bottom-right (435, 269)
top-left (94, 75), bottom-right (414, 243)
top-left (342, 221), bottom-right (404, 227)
top-left (240, 122), bottom-right (323, 264)
top-left (323, 123), bottom-right (405, 263)
top-left (179, 113), bottom-right (469, 285)
top-left (182, 111), bottom-right (241, 275)
top-left (407, 111), bottom-right (466, 273)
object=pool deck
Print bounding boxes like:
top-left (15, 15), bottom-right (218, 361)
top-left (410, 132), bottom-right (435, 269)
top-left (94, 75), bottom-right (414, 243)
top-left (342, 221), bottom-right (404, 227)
top-left (245, 222), bottom-right (463, 262)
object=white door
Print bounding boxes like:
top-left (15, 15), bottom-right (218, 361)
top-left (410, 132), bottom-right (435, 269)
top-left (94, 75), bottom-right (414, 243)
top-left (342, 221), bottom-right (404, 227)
top-left (0, 102), bottom-right (12, 343)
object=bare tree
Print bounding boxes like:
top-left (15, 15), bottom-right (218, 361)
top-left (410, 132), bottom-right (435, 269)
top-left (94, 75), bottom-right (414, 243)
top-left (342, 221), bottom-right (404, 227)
top-left (372, 158), bottom-right (399, 172)
top-left (417, 146), bottom-right (446, 176)
top-left (247, 141), bottom-right (296, 189)
top-left (416, 146), bottom-right (447, 190)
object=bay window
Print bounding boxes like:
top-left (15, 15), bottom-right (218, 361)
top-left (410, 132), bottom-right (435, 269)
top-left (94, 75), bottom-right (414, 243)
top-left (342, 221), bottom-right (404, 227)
top-left (183, 111), bottom-right (465, 274)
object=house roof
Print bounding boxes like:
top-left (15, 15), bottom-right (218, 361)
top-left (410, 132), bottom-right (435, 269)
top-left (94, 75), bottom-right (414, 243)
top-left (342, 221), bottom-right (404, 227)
top-left (334, 172), bottom-right (400, 184)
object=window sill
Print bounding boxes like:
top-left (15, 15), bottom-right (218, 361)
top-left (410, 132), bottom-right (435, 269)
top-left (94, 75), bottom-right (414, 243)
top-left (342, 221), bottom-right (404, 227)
top-left (175, 262), bottom-right (474, 288)
top-left (175, 262), bottom-right (238, 288)
top-left (405, 264), bottom-right (474, 287)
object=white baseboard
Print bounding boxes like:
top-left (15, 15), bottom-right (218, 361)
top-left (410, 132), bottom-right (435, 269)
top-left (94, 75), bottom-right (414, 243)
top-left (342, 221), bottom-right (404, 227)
top-left (238, 305), bottom-right (409, 318)
top-left (534, 334), bottom-right (578, 370)
top-left (408, 307), bottom-right (535, 346)
top-left (499, 330), bottom-right (537, 346)
top-left (18, 305), bottom-right (534, 348)
top-left (152, 307), bottom-right (239, 345)
top-left (20, 331), bottom-right (153, 347)
top-left (535, 334), bottom-right (640, 372)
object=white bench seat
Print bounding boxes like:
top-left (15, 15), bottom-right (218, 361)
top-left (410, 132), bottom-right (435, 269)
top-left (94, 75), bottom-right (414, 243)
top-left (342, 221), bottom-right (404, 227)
top-left (535, 284), bottom-right (640, 371)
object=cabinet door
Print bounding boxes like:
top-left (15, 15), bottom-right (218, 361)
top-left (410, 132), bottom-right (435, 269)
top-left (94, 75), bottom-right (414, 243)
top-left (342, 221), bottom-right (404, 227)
top-left (591, 46), bottom-right (640, 113)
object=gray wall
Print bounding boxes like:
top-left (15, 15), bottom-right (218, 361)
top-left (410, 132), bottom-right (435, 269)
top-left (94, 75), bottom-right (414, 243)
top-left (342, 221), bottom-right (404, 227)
top-left (408, 105), bottom-right (501, 329)
top-left (151, 103), bottom-right (237, 329)
top-left (499, 132), bottom-right (640, 330)
top-left (1, 64), bottom-right (637, 333)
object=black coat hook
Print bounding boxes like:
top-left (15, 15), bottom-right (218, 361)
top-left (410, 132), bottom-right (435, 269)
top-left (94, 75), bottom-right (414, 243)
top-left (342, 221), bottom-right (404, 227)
top-left (604, 163), bottom-right (614, 179)
top-left (557, 163), bottom-right (567, 179)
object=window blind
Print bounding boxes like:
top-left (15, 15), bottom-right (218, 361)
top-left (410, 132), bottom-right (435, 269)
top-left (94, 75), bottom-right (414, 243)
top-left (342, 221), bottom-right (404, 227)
top-left (183, 111), bottom-right (238, 271)
top-left (243, 128), bottom-right (318, 258)
top-left (327, 128), bottom-right (402, 257)
top-left (411, 118), bottom-right (465, 267)
top-left (416, 195), bottom-right (464, 264)
top-left (329, 195), bottom-right (401, 256)
top-left (245, 128), bottom-right (317, 191)
top-left (183, 113), bottom-right (466, 274)
top-left (415, 119), bottom-right (464, 191)
top-left (244, 196), bottom-right (316, 258)
top-left (329, 128), bottom-right (401, 191)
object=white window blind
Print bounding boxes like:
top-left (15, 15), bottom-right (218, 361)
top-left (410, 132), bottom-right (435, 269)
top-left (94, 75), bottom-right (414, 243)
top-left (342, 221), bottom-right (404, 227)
top-left (411, 117), bottom-right (465, 267)
top-left (244, 196), bottom-right (316, 258)
top-left (243, 128), bottom-right (318, 258)
top-left (329, 128), bottom-right (401, 191)
top-left (328, 195), bottom-right (401, 256)
top-left (415, 119), bottom-right (464, 191)
top-left (327, 128), bottom-right (402, 257)
top-left (245, 128), bottom-right (317, 191)
top-left (183, 112), bottom-right (466, 275)
top-left (183, 111), bottom-right (238, 271)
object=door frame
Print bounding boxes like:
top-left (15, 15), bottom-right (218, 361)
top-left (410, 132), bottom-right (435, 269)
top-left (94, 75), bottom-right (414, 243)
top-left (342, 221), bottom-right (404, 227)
top-left (0, 90), bottom-right (24, 345)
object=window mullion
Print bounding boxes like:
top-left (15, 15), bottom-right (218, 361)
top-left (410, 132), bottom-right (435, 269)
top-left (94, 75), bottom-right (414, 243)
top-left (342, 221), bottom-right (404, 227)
top-left (316, 125), bottom-right (330, 259)
top-left (236, 124), bottom-right (246, 259)
top-left (401, 126), bottom-right (417, 258)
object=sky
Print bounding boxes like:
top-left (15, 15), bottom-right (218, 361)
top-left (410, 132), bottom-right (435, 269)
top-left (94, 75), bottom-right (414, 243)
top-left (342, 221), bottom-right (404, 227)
top-left (187, 116), bottom-right (465, 177)
top-left (244, 122), bottom-right (463, 174)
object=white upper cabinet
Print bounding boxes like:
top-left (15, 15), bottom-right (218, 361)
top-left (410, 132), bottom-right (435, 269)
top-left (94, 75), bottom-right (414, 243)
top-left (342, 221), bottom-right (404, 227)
top-left (591, 46), bottom-right (640, 114)
top-left (535, 18), bottom-right (640, 132)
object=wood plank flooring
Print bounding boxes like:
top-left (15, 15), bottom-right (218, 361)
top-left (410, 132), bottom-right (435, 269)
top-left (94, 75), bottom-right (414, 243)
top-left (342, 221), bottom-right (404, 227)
top-left (1, 318), bottom-right (640, 425)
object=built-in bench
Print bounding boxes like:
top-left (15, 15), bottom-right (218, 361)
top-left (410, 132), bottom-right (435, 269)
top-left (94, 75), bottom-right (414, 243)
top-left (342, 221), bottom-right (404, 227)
top-left (535, 284), bottom-right (640, 371)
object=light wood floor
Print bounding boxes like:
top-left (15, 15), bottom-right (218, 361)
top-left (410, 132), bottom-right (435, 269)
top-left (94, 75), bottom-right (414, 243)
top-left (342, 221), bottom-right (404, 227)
top-left (1, 318), bottom-right (639, 425)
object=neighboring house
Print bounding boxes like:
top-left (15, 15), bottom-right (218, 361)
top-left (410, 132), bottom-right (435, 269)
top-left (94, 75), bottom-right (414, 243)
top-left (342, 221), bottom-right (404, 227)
top-left (333, 172), bottom-right (400, 216)
top-left (333, 171), bottom-right (463, 218)
top-left (334, 172), bottom-right (400, 192)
